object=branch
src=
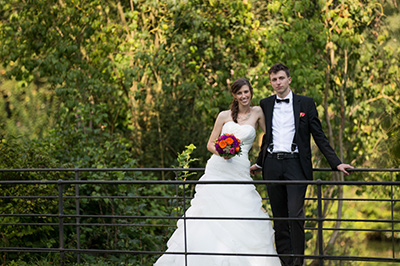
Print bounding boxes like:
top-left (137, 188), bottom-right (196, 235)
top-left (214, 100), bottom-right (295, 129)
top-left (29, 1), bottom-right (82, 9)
top-left (348, 92), bottom-right (400, 117)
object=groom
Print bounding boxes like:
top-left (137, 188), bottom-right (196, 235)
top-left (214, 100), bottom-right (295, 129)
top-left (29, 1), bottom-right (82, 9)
top-left (250, 63), bottom-right (353, 266)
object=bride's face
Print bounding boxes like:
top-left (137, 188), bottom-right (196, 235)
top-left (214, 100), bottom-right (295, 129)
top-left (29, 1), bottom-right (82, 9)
top-left (233, 85), bottom-right (252, 106)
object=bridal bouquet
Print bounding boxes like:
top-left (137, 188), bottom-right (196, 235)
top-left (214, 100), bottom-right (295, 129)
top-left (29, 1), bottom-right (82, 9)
top-left (215, 134), bottom-right (242, 159)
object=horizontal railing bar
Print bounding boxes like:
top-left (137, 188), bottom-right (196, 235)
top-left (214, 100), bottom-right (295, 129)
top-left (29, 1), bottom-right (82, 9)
top-left (0, 247), bottom-right (61, 253)
top-left (0, 247), bottom-right (279, 257)
top-left (305, 197), bottom-right (400, 202)
top-left (0, 167), bottom-right (399, 172)
top-left (3, 223), bottom-right (398, 233)
top-left (63, 195), bottom-right (183, 200)
top-left (149, 216), bottom-right (400, 223)
top-left (2, 196), bottom-right (399, 203)
top-left (0, 223), bottom-right (173, 227)
top-left (306, 227), bottom-right (400, 233)
top-left (0, 247), bottom-right (399, 263)
top-left (1, 195), bottom-right (399, 204)
top-left (0, 195), bottom-right (183, 200)
top-left (0, 223), bottom-right (60, 226)
top-left (0, 196), bottom-right (58, 199)
top-left (1, 194), bottom-right (398, 202)
top-left (313, 168), bottom-right (400, 172)
top-left (325, 256), bottom-right (400, 262)
top-left (149, 252), bottom-right (400, 263)
top-left (1, 180), bottom-right (400, 185)
top-left (0, 214), bottom-right (58, 217)
top-left (2, 214), bottom-right (399, 224)
top-left (0, 168), bottom-right (205, 172)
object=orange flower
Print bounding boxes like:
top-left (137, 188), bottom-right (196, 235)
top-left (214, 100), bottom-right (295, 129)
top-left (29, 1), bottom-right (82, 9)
top-left (225, 138), bottom-right (234, 145)
top-left (219, 140), bottom-right (227, 148)
top-left (235, 146), bottom-right (240, 152)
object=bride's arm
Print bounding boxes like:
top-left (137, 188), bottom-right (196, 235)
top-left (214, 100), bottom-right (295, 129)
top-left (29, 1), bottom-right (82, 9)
top-left (207, 111), bottom-right (229, 156)
top-left (254, 106), bottom-right (266, 133)
top-left (250, 106), bottom-right (266, 175)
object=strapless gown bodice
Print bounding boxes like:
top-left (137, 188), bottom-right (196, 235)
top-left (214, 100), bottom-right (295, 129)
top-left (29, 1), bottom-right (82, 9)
top-left (221, 121), bottom-right (256, 154)
top-left (154, 121), bottom-right (281, 266)
top-left (204, 121), bottom-right (256, 182)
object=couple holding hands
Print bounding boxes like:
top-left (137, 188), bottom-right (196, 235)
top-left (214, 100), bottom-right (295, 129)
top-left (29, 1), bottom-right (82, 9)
top-left (155, 63), bottom-right (353, 266)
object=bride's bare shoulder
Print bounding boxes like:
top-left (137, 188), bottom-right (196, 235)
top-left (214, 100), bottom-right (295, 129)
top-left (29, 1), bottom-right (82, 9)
top-left (213, 110), bottom-right (232, 125)
top-left (252, 106), bottom-right (265, 120)
top-left (252, 106), bottom-right (263, 113)
top-left (217, 110), bottom-right (231, 120)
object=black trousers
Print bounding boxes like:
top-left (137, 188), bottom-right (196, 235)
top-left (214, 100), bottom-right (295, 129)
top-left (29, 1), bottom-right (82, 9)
top-left (263, 156), bottom-right (308, 266)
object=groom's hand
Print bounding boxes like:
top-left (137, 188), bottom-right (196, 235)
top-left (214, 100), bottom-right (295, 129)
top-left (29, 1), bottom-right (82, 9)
top-left (250, 164), bottom-right (262, 176)
top-left (337, 163), bottom-right (354, 176)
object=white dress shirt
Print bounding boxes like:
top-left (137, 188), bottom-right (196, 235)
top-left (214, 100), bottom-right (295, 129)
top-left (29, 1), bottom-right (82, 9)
top-left (272, 90), bottom-right (298, 153)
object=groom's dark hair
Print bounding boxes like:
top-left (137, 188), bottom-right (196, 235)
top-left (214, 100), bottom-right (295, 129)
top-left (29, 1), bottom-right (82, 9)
top-left (268, 63), bottom-right (290, 77)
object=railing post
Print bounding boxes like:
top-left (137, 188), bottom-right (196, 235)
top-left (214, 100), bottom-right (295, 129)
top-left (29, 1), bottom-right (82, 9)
top-left (183, 180), bottom-right (188, 266)
top-left (75, 170), bottom-right (81, 264)
top-left (58, 179), bottom-right (65, 266)
top-left (174, 171), bottom-right (180, 217)
top-left (317, 179), bottom-right (324, 266)
top-left (391, 172), bottom-right (395, 259)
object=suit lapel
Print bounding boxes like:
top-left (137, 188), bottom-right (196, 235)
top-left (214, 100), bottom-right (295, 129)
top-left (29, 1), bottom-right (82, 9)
top-left (267, 96), bottom-right (275, 127)
top-left (293, 93), bottom-right (300, 133)
top-left (266, 96), bottom-right (275, 143)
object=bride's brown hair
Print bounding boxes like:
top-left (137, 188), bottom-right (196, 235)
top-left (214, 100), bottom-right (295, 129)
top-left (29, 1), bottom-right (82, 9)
top-left (230, 78), bottom-right (254, 123)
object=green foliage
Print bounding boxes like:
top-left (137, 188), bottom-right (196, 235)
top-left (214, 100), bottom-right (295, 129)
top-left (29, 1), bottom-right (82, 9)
top-left (0, 68), bottom-right (57, 139)
top-left (171, 144), bottom-right (201, 217)
top-left (1, 0), bottom-right (398, 168)
top-left (174, 144), bottom-right (199, 180)
top-left (0, 0), bottom-right (269, 169)
top-left (0, 136), bottom-right (68, 264)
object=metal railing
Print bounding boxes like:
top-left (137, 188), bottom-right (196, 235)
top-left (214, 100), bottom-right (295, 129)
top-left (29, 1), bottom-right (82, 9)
top-left (0, 168), bottom-right (399, 265)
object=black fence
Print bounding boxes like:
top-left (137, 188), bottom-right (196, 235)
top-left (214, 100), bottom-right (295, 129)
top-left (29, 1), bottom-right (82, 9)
top-left (0, 168), bottom-right (400, 265)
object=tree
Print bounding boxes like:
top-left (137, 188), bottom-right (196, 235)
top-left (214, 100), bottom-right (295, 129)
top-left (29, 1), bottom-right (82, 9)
top-left (1, 0), bottom-right (399, 264)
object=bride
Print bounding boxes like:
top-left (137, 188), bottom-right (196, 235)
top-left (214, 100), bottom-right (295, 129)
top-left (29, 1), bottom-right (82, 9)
top-left (154, 78), bottom-right (281, 266)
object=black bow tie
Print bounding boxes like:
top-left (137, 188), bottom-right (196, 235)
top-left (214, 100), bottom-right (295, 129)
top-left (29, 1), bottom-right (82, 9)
top-left (276, 98), bottom-right (289, 103)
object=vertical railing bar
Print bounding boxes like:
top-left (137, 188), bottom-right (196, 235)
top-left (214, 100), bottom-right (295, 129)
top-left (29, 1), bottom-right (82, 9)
top-left (183, 180), bottom-right (188, 266)
top-left (317, 179), bottom-right (324, 266)
top-left (174, 171), bottom-right (181, 262)
top-left (174, 171), bottom-right (180, 217)
top-left (58, 179), bottom-right (65, 266)
top-left (391, 171), bottom-right (395, 259)
top-left (75, 170), bottom-right (81, 264)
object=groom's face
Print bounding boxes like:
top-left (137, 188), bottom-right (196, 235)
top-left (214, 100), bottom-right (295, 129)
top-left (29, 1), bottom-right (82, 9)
top-left (270, 70), bottom-right (291, 98)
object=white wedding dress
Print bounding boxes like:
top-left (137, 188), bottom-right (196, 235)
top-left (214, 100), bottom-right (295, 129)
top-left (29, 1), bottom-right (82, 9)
top-left (154, 121), bottom-right (281, 266)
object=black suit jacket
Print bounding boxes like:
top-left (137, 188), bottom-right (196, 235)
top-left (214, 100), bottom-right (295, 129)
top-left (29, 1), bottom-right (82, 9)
top-left (256, 93), bottom-right (342, 180)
